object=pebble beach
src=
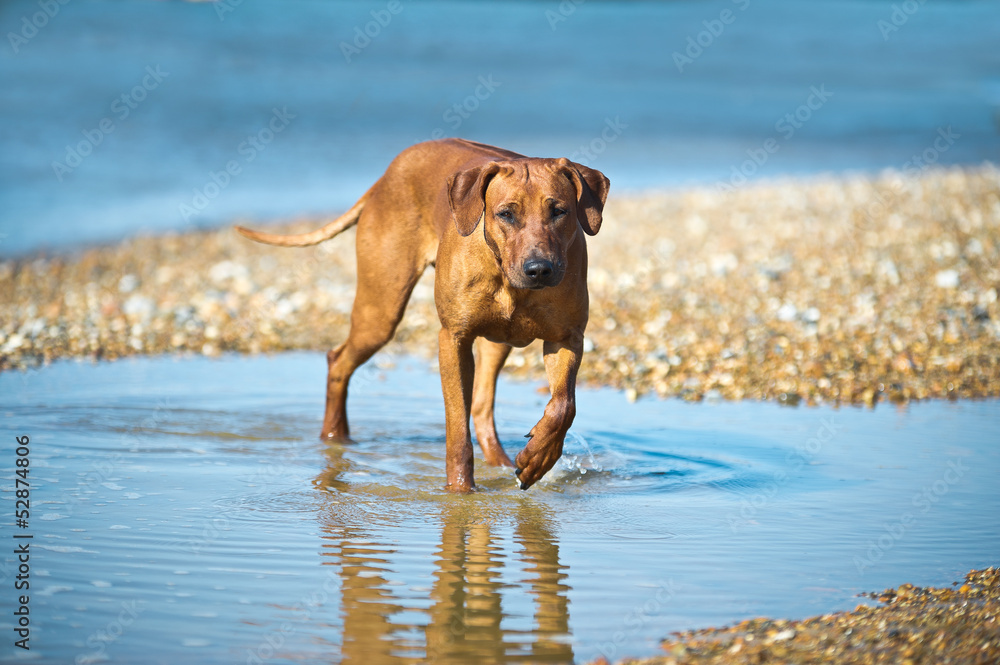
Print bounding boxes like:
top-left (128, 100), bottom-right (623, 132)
top-left (608, 567), bottom-right (1000, 665)
top-left (3, 165), bottom-right (998, 406)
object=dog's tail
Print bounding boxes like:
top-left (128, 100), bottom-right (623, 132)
top-left (234, 193), bottom-right (367, 247)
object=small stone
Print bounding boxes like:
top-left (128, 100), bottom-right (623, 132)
top-left (777, 302), bottom-right (798, 321)
top-left (123, 294), bottom-right (155, 322)
top-left (3, 333), bottom-right (24, 351)
top-left (118, 274), bottom-right (139, 293)
top-left (934, 269), bottom-right (959, 289)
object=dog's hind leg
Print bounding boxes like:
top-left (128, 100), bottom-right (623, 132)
top-left (320, 212), bottom-right (431, 440)
top-left (471, 340), bottom-right (514, 467)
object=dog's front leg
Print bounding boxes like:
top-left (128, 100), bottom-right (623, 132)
top-left (439, 328), bottom-right (476, 492)
top-left (514, 336), bottom-right (582, 490)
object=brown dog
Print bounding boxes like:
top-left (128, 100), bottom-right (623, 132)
top-left (236, 139), bottom-right (609, 491)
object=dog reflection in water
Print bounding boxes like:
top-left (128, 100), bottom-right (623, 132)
top-left (312, 448), bottom-right (573, 663)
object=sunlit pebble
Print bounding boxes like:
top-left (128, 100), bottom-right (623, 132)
top-left (802, 307), bottom-right (821, 323)
top-left (209, 259), bottom-right (249, 284)
top-left (935, 269), bottom-right (960, 289)
top-left (2, 333), bottom-right (24, 351)
top-left (776, 303), bottom-right (798, 322)
top-left (123, 294), bottom-right (155, 321)
top-left (118, 273), bottom-right (139, 293)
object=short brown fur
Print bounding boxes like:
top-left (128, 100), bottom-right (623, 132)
top-left (236, 139), bottom-right (609, 491)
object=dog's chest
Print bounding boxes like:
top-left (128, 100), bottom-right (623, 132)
top-left (494, 288), bottom-right (515, 320)
top-left (482, 289), bottom-right (550, 347)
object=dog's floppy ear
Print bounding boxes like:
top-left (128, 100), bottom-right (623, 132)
top-left (448, 162), bottom-right (502, 237)
top-left (556, 159), bottom-right (610, 236)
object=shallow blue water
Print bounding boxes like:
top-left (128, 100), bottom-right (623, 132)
top-left (1, 352), bottom-right (998, 663)
top-left (1, 0), bottom-right (999, 255)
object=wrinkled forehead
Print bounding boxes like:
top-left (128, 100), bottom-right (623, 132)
top-left (484, 160), bottom-right (576, 205)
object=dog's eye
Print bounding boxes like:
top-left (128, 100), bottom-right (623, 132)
top-left (552, 208), bottom-right (568, 218)
top-left (497, 210), bottom-right (515, 223)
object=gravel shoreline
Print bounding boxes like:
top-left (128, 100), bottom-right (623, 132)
top-left (597, 567), bottom-right (999, 665)
top-left (3, 165), bottom-right (998, 405)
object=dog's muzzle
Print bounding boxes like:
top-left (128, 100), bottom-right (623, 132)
top-left (520, 257), bottom-right (563, 289)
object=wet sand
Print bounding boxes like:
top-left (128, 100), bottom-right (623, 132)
top-left (2, 165), bottom-right (998, 406)
top-left (604, 567), bottom-right (1000, 665)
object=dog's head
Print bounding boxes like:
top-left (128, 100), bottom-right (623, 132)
top-left (448, 158), bottom-right (610, 290)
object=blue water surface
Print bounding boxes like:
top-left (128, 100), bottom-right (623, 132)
top-left (1, 0), bottom-right (998, 255)
top-left (1, 353), bottom-right (998, 663)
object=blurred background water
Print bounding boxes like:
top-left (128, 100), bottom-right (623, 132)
top-left (1, 0), bottom-right (998, 256)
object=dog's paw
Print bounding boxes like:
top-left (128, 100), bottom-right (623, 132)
top-left (513, 439), bottom-right (563, 490)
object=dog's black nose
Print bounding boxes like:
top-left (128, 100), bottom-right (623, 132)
top-left (523, 258), bottom-right (554, 282)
